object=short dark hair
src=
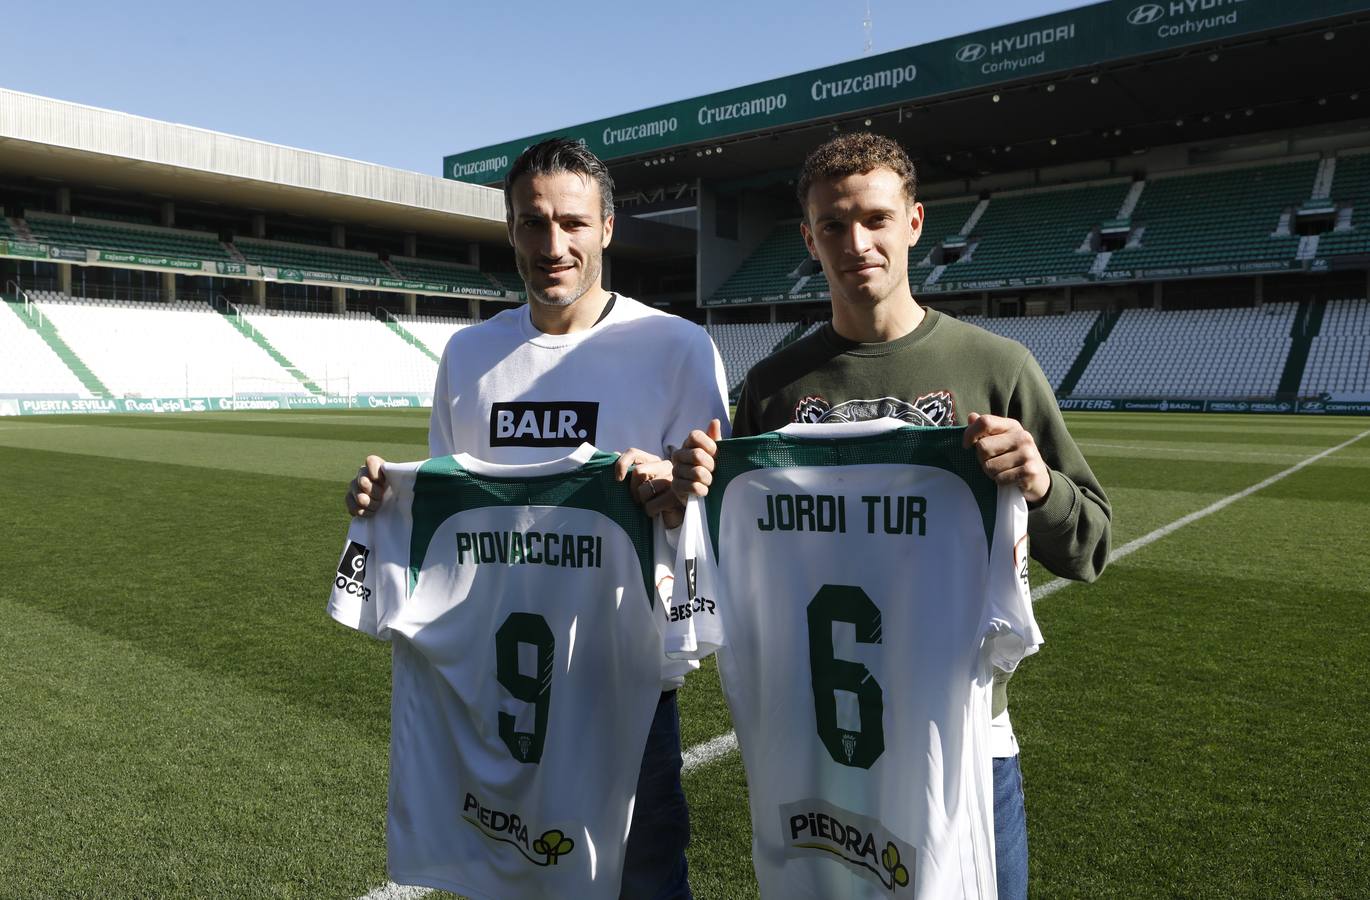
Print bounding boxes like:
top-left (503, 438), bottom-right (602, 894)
top-left (504, 138), bottom-right (615, 223)
top-left (796, 132), bottom-right (918, 213)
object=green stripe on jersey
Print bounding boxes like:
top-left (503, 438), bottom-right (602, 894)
top-left (706, 426), bottom-right (997, 558)
top-left (408, 452), bottom-right (655, 599)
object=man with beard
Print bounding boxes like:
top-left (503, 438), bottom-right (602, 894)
top-left (671, 132), bottom-right (1110, 900)
top-left (347, 138), bottom-right (728, 900)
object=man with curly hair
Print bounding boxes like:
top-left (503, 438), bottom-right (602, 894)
top-left (673, 131), bottom-right (1111, 899)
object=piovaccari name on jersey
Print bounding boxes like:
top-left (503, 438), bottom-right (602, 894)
top-left (489, 401), bottom-right (599, 447)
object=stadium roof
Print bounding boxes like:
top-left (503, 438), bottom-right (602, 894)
top-left (446, 0), bottom-right (1370, 192)
top-left (0, 89), bottom-right (506, 240)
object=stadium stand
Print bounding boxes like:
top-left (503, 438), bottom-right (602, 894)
top-left (1, 299), bottom-right (92, 397)
top-left (1318, 153), bottom-right (1370, 260)
top-left (961, 310), bottom-right (1099, 391)
top-left (939, 182), bottom-right (1130, 289)
top-left (235, 239), bottom-right (392, 279)
top-left (1299, 298), bottom-right (1370, 397)
top-left (909, 198), bottom-right (980, 287)
top-left (490, 268), bottom-right (526, 293)
top-left (705, 322), bottom-right (795, 391)
top-left (711, 223), bottom-right (810, 303)
top-left (394, 313), bottom-right (478, 357)
top-left (24, 213), bottom-right (232, 260)
top-left (240, 307), bottom-right (437, 394)
top-left (1071, 304), bottom-right (1297, 398)
top-left (389, 258), bottom-right (501, 294)
top-left (30, 292), bottom-right (296, 397)
top-left (1105, 160), bottom-right (1318, 274)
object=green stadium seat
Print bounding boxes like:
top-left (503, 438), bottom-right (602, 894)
top-left (24, 214), bottom-right (231, 261)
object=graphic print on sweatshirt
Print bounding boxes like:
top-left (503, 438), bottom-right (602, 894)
top-left (793, 391), bottom-right (956, 427)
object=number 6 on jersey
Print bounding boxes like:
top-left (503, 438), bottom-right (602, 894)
top-left (808, 584), bottom-right (885, 769)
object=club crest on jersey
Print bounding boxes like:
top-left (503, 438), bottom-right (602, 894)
top-left (334, 541), bottom-right (371, 601)
top-left (490, 401), bottom-right (599, 447)
top-left (781, 799), bottom-right (915, 891)
top-left (792, 392), bottom-right (957, 426)
top-left (462, 793), bottom-right (577, 866)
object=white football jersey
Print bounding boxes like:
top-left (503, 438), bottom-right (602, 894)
top-left (671, 420), bottom-right (1041, 900)
top-left (329, 444), bottom-right (669, 900)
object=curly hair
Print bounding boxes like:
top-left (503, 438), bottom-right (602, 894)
top-left (796, 132), bottom-right (918, 212)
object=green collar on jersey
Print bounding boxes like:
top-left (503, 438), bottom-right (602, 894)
top-left (705, 426), bottom-right (998, 559)
top-left (408, 451), bottom-right (656, 602)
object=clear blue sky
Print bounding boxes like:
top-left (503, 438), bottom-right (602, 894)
top-left (3, 0), bottom-right (1083, 176)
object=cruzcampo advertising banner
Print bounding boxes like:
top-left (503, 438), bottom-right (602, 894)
top-left (445, 0), bottom-right (1370, 185)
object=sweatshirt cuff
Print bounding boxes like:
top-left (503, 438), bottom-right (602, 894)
top-left (1027, 469), bottom-right (1078, 536)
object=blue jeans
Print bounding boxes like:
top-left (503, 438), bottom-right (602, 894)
top-left (994, 754), bottom-right (1029, 900)
top-left (619, 691), bottom-right (692, 900)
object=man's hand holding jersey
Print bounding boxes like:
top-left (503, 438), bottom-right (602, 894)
top-left (345, 455), bottom-right (387, 517)
top-left (616, 449), bottom-right (684, 529)
top-left (670, 419), bottom-right (723, 502)
top-left (962, 413), bottom-right (1051, 505)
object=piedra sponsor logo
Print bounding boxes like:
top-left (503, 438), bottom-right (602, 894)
top-left (1126, 0), bottom-right (1246, 39)
top-left (781, 799), bottom-right (915, 891)
top-left (954, 22), bottom-right (1076, 74)
top-left (461, 793), bottom-right (577, 867)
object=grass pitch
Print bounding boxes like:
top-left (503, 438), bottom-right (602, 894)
top-left (0, 410), bottom-right (1366, 898)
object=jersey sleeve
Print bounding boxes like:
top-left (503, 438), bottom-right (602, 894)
top-left (664, 496), bottom-right (726, 660)
top-left (981, 485), bottom-right (1043, 673)
top-left (328, 478), bottom-right (411, 642)
top-left (654, 517), bottom-right (700, 686)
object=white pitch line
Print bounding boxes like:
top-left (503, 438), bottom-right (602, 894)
top-left (1033, 427), bottom-right (1370, 602)
top-left (356, 427), bottom-right (1368, 900)
top-left (683, 729), bottom-right (739, 772)
top-left (356, 883), bottom-right (433, 900)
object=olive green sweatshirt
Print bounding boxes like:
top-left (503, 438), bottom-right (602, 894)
top-left (732, 309), bottom-right (1111, 724)
top-left (733, 308), bottom-right (1111, 583)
